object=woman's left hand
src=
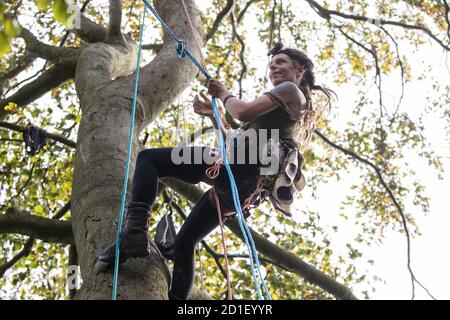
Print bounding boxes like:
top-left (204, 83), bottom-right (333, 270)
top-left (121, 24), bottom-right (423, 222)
top-left (193, 91), bottom-right (214, 118)
top-left (207, 78), bottom-right (229, 98)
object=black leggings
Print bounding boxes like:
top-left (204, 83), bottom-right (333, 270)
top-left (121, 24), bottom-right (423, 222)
top-left (131, 147), bottom-right (228, 299)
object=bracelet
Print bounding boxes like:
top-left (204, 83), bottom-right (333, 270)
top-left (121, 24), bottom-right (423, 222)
top-left (222, 94), bottom-right (236, 106)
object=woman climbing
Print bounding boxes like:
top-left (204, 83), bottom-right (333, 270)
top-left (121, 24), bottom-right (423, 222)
top-left (97, 44), bottom-right (334, 300)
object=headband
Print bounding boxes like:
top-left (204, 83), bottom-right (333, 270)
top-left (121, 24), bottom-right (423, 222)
top-left (267, 41), bottom-right (283, 56)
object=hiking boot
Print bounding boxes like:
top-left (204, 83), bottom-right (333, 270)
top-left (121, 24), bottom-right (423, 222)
top-left (97, 202), bottom-right (151, 265)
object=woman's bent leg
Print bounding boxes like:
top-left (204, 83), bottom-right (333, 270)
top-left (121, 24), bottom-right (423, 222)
top-left (169, 190), bottom-right (220, 299)
top-left (131, 147), bottom-right (213, 205)
top-left (98, 147), bottom-right (213, 265)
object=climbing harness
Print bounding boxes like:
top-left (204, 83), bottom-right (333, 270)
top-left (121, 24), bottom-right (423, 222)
top-left (23, 123), bottom-right (47, 155)
top-left (112, 0), bottom-right (271, 300)
top-left (154, 203), bottom-right (176, 260)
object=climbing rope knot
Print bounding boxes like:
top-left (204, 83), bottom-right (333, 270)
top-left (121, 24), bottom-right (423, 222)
top-left (176, 39), bottom-right (187, 58)
top-left (205, 158), bottom-right (223, 180)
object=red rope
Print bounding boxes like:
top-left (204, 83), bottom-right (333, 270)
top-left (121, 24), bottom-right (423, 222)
top-left (212, 187), bottom-right (233, 300)
top-left (180, 0), bottom-right (206, 68)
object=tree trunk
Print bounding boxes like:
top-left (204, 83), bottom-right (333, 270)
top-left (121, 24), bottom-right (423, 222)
top-left (70, 0), bottom-right (203, 299)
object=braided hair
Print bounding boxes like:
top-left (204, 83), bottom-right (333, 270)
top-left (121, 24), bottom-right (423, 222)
top-left (269, 43), bottom-right (335, 148)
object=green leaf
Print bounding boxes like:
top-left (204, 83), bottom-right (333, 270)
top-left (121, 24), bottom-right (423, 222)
top-left (0, 31), bottom-right (11, 56)
top-left (53, 0), bottom-right (70, 26)
top-left (4, 19), bottom-right (21, 38)
top-left (36, 0), bottom-right (52, 11)
top-left (34, 205), bottom-right (45, 215)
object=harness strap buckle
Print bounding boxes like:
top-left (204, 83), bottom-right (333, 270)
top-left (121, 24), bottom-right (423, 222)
top-left (176, 40), bottom-right (186, 58)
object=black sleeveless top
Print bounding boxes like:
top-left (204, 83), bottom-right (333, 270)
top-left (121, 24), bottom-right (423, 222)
top-left (213, 81), bottom-right (306, 215)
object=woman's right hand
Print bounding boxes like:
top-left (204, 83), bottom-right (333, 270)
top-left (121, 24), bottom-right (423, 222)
top-left (193, 91), bottom-right (215, 118)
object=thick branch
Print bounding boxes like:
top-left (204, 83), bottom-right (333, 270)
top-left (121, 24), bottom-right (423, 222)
top-left (305, 0), bottom-right (450, 51)
top-left (134, 0), bottom-right (204, 125)
top-left (105, 0), bottom-right (126, 46)
top-left (0, 120), bottom-right (76, 149)
top-left (73, 14), bottom-right (108, 43)
top-left (0, 201), bottom-right (71, 278)
top-left (226, 216), bottom-right (357, 300)
top-left (0, 207), bottom-right (73, 245)
top-left (0, 58), bottom-right (77, 120)
top-left (19, 26), bottom-right (79, 62)
top-left (161, 179), bottom-right (358, 300)
top-left (142, 43), bottom-right (163, 52)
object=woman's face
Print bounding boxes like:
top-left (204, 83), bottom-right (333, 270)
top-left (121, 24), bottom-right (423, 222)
top-left (269, 53), bottom-right (304, 86)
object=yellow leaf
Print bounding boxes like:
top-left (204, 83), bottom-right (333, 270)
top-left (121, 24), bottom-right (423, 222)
top-left (36, 0), bottom-right (52, 11)
top-left (4, 102), bottom-right (18, 112)
top-left (0, 31), bottom-right (11, 56)
top-left (53, 0), bottom-right (70, 26)
top-left (34, 205), bottom-right (45, 215)
top-left (4, 18), bottom-right (21, 38)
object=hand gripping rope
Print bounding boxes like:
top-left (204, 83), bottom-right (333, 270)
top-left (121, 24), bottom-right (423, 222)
top-left (112, 0), bottom-right (271, 300)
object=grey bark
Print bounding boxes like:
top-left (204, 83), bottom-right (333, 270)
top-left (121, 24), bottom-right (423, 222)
top-left (70, 0), bottom-right (203, 299)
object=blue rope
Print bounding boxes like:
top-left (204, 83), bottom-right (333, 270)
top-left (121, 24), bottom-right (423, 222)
top-left (142, 0), bottom-right (210, 79)
top-left (111, 0), bottom-right (271, 300)
top-left (211, 97), bottom-right (271, 300)
top-left (111, 5), bottom-right (147, 301)
top-left (140, 0), bottom-right (271, 300)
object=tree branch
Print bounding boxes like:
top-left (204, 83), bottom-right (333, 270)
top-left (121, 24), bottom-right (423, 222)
top-left (381, 26), bottom-right (405, 119)
top-left (305, 0), bottom-right (450, 51)
top-left (0, 207), bottom-right (73, 245)
top-left (314, 129), bottom-right (436, 300)
top-left (237, 0), bottom-right (259, 24)
top-left (0, 53), bottom-right (36, 92)
top-left (105, 0), bottom-right (126, 46)
top-left (0, 238), bottom-right (34, 278)
top-left (0, 58), bottom-right (77, 120)
top-left (141, 43), bottom-right (163, 52)
top-left (0, 201), bottom-right (71, 278)
top-left (0, 120), bottom-right (76, 149)
top-left (230, 13), bottom-right (247, 99)
top-left (206, 0), bottom-right (235, 42)
top-left (19, 26), bottom-right (79, 62)
top-left (444, 0), bottom-right (450, 40)
top-left (336, 25), bottom-right (386, 120)
top-left (73, 14), bottom-right (108, 43)
top-left (161, 179), bottom-right (358, 300)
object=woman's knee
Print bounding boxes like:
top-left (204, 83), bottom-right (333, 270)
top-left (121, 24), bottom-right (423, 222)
top-left (138, 148), bottom-right (161, 161)
top-left (137, 148), bottom-right (171, 169)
